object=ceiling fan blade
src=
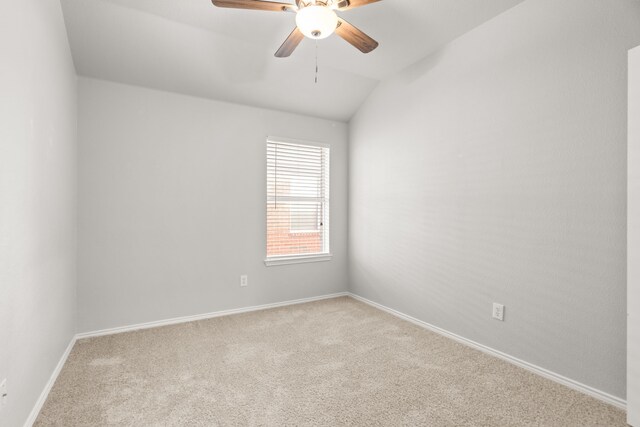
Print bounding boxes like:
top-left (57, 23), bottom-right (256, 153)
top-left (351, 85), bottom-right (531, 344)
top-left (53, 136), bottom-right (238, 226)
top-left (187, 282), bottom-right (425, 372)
top-left (335, 0), bottom-right (381, 11)
top-left (211, 0), bottom-right (295, 12)
top-left (335, 18), bottom-right (378, 53)
top-left (275, 27), bottom-right (304, 57)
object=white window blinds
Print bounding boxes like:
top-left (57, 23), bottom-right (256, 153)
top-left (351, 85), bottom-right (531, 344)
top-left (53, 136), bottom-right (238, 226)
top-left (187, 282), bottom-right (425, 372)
top-left (266, 138), bottom-right (330, 261)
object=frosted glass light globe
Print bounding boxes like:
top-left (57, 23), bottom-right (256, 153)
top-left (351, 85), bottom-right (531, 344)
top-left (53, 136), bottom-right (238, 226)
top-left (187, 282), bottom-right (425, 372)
top-left (295, 5), bottom-right (338, 40)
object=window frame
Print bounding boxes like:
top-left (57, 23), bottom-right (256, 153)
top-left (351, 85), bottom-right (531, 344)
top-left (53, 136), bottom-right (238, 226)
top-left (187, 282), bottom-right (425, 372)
top-left (264, 136), bottom-right (332, 267)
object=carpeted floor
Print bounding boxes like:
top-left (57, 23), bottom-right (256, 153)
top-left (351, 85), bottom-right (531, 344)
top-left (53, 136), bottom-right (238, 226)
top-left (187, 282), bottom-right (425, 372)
top-left (35, 297), bottom-right (626, 426)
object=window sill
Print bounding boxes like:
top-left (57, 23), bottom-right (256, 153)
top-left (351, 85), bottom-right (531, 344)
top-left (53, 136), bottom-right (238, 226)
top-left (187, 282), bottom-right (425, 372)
top-left (264, 254), bottom-right (332, 267)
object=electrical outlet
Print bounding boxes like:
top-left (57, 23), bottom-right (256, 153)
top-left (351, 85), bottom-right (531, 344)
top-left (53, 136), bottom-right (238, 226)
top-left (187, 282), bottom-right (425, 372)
top-left (0, 378), bottom-right (7, 411)
top-left (240, 275), bottom-right (248, 287)
top-left (492, 303), bottom-right (505, 321)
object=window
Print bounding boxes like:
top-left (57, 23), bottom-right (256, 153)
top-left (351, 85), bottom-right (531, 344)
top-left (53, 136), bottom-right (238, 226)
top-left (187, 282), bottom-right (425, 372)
top-left (265, 137), bottom-right (330, 266)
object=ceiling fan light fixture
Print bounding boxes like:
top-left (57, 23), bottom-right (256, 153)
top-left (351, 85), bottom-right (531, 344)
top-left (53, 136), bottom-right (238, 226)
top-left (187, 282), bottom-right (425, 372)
top-left (295, 5), bottom-right (338, 40)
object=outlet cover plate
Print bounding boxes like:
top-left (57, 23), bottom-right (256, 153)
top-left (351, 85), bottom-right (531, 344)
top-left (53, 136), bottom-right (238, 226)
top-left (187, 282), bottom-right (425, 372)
top-left (493, 303), bottom-right (505, 321)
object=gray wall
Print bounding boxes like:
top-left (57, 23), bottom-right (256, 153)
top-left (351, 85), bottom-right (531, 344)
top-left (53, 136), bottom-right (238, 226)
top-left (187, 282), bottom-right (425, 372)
top-left (349, 0), bottom-right (640, 399)
top-left (628, 44), bottom-right (640, 425)
top-left (0, 1), bottom-right (78, 425)
top-left (77, 78), bottom-right (348, 333)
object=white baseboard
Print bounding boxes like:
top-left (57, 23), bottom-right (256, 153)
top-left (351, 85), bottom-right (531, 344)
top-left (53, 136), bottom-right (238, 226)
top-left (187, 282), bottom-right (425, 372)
top-left (76, 292), bottom-right (349, 340)
top-left (347, 292), bottom-right (626, 410)
top-left (24, 336), bottom-right (77, 427)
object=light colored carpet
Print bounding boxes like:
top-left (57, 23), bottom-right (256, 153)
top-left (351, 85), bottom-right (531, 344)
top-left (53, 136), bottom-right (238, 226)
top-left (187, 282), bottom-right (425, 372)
top-left (35, 297), bottom-right (625, 426)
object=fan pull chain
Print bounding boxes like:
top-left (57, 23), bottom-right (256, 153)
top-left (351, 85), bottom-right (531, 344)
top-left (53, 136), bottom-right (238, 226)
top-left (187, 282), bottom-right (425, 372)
top-left (315, 41), bottom-right (319, 84)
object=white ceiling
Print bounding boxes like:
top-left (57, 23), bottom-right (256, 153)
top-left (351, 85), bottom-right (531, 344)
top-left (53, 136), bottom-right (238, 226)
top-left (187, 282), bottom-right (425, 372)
top-left (60, 0), bottom-right (525, 121)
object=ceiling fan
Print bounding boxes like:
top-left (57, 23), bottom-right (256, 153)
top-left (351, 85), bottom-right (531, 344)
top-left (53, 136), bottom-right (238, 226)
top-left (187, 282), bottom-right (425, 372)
top-left (211, 0), bottom-right (380, 57)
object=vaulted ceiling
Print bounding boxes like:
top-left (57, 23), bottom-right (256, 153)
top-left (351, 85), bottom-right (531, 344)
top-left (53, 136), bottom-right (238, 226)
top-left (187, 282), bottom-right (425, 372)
top-left (60, 0), bottom-right (525, 121)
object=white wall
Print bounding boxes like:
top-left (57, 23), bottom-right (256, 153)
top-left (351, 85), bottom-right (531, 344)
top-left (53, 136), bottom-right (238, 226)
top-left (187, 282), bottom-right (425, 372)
top-left (77, 78), bottom-right (348, 333)
top-left (0, 1), bottom-right (78, 426)
top-left (349, 0), bottom-right (640, 399)
top-left (628, 44), bottom-right (640, 426)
